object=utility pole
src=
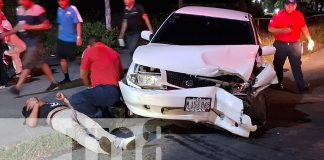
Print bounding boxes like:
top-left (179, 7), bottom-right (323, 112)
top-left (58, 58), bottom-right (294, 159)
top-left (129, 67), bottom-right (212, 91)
top-left (104, 0), bottom-right (112, 31)
top-left (178, 0), bottom-right (184, 8)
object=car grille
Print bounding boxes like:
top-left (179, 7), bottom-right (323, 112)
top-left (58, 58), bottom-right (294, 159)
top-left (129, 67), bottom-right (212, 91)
top-left (166, 71), bottom-right (215, 88)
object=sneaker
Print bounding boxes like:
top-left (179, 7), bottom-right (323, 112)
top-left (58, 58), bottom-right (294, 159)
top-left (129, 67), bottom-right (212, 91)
top-left (45, 83), bottom-right (59, 91)
top-left (99, 137), bottom-right (112, 154)
top-left (0, 86), bottom-right (5, 89)
top-left (9, 87), bottom-right (20, 95)
top-left (59, 79), bottom-right (71, 85)
top-left (299, 82), bottom-right (311, 94)
top-left (115, 136), bottom-right (136, 150)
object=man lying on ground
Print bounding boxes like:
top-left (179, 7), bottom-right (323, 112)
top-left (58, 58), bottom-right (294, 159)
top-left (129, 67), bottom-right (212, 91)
top-left (22, 92), bottom-right (136, 154)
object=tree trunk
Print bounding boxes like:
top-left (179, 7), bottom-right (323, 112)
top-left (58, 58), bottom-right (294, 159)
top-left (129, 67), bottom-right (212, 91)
top-left (178, 0), bottom-right (184, 8)
top-left (104, 0), bottom-right (112, 31)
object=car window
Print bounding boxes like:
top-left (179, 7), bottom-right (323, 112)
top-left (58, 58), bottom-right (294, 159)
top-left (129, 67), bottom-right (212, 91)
top-left (151, 13), bottom-right (256, 45)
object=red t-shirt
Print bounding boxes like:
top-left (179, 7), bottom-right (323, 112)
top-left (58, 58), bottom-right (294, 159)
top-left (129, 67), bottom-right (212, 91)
top-left (269, 10), bottom-right (306, 42)
top-left (81, 42), bottom-right (123, 88)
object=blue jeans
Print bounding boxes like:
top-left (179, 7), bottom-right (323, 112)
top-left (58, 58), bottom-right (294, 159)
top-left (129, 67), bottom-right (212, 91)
top-left (273, 41), bottom-right (306, 91)
top-left (70, 85), bottom-right (121, 118)
top-left (126, 33), bottom-right (141, 57)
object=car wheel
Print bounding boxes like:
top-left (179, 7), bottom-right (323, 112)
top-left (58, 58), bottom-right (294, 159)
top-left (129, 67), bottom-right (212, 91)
top-left (243, 92), bottom-right (268, 135)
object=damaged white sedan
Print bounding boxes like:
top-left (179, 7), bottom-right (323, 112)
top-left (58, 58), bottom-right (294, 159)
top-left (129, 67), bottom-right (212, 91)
top-left (119, 6), bottom-right (278, 138)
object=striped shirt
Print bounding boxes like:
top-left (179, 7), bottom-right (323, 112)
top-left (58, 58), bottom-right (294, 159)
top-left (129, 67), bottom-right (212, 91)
top-left (16, 4), bottom-right (48, 46)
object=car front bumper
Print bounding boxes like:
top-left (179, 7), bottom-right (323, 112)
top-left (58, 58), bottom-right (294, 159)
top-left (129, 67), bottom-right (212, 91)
top-left (119, 81), bottom-right (257, 137)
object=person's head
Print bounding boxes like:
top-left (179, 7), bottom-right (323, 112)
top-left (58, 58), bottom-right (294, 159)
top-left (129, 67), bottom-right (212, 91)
top-left (124, 0), bottom-right (135, 8)
top-left (25, 97), bottom-right (40, 110)
top-left (87, 35), bottom-right (101, 47)
top-left (18, 0), bottom-right (34, 9)
top-left (58, 0), bottom-right (70, 9)
top-left (0, 0), bottom-right (4, 11)
top-left (284, 0), bottom-right (297, 14)
top-left (22, 97), bottom-right (40, 118)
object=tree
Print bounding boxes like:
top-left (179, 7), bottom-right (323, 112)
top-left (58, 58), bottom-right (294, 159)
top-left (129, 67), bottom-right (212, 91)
top-left (178, 0), bottom-right (184, 8)
top-left (104, 0), bottom-right (111, 30)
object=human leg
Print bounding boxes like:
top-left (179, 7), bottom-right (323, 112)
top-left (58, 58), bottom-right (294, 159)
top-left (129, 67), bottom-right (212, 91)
top-left (57, 40), bottom-right (77, 84)
top-left (75, 110), bottom-right (136, 150)
top-left (126, 33), bottom-right (141, 57)
top-left (273, 42), bottom-right (288, 86)
top-left (51, 109), bottom-right (108, 154)
top-left (288, 43), bottom-right (307, 91)
top-left (69, 89), bottom-right (99, 117)
top-left (5, 34), bottom-right (26, 74)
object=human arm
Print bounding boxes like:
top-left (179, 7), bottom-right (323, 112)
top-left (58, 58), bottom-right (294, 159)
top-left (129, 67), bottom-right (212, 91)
top-left (142, 14), bottom-right (153, 33)
top-left (301, 25), bottom-right (314, 51)
top-left (268, 26), bottom-right (292, 35)
top-left (80, 69), bottom-right (91, 88)
top-left (80, 50), bottom-right (92, 88)
top-left (76, 23), bottom-right (82, 46)
top-left (119, 19), bottom-right (127, 39)
top-left (56, 92), bottom-right (74, 108)
top-left (25, 98), bottom-right (45, 128)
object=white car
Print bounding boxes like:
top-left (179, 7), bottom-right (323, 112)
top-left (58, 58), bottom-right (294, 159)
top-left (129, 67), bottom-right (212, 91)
top-left (119, 7), bottom-right (278, 138)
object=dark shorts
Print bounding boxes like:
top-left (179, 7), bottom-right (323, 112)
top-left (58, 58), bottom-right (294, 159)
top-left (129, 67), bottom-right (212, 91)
top-left (22, 43), bottom-right (45, 70)
top-left (57, 39), bottom-right (77, 61)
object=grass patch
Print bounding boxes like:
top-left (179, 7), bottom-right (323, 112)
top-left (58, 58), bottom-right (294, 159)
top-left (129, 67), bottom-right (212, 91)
top-left (0, 132), bottom-right (73, 160)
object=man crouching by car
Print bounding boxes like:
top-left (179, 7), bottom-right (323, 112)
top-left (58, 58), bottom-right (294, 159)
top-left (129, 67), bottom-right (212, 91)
top-left (69, 36), bottom-right (124, 118)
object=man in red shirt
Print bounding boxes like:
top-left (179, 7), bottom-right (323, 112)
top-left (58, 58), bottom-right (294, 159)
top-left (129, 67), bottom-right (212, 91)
top-left (69, 36), bottom-right (124, 117)
top-left (268, 0), bottom-right (314, 93)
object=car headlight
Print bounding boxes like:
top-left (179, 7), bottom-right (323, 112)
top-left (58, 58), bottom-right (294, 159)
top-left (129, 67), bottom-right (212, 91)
top-left (127, 65), bottom-right (166, 89)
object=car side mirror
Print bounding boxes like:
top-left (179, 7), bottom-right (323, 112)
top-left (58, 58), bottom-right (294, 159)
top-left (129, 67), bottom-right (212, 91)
top-left (141, 30), bottom-right (153, 41)
top-left (260, 46), bottom-right (276, 56)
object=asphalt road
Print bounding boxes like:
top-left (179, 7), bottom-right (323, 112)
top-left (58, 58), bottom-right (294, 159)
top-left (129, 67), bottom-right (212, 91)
top-left (1, 49), bottom-right (324, 160)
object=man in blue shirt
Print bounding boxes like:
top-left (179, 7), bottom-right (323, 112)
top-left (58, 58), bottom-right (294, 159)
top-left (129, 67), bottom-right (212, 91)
top-left (57, 0), bottom-right (83, 84)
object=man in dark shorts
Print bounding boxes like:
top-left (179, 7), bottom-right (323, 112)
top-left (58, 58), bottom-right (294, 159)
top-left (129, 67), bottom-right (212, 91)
top-left (2, 0), bottom-right (58, 94)
top-left (268, 0), bottom-right (314, 93)
top-left (69, 36), bottom-right (123, 118)
top-left (57, 0), bottom-right (83, 84)
top-left (118, 0), bottom-right (153, 57)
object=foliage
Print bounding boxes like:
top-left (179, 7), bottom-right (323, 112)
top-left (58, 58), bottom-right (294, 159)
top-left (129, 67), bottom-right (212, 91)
top-left (79, 22), bottom-right (120, 54)
top-left (41, 22), bottom-right (120, 56)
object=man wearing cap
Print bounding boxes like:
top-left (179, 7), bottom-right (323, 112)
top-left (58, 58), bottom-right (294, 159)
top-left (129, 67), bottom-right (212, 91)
top-left (268, 0), bottom-right (314, 93)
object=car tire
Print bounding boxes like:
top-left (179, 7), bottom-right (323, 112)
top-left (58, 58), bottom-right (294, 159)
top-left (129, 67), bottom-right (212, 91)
top-left (243, 92), bottom-right (268, 136)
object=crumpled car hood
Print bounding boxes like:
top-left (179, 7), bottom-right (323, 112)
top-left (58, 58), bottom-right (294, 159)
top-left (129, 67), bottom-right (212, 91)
top-left (133, 44), bottom-right (259, 81)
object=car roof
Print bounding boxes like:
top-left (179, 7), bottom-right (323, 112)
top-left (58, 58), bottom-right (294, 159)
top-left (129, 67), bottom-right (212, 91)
top-left (175, 6), bottom-right (250, 21)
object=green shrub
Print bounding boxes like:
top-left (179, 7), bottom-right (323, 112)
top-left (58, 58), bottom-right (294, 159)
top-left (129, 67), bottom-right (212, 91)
top-left (80, 22), bottom-right (120, 54)
top-left (42, 22), bottom-right (120, 56)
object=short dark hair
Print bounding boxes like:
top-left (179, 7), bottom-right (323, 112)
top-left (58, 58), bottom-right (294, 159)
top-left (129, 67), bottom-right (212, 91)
top-left (88, 35), bottom-right (101, 46)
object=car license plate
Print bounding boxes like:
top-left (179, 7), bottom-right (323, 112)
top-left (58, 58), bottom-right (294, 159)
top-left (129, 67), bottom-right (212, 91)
top-left (184, 97), bottom-right (212, 112)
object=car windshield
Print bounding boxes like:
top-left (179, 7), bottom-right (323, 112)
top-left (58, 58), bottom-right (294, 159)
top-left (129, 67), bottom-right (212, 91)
top-left (151, 13), bottom-right (255, 45)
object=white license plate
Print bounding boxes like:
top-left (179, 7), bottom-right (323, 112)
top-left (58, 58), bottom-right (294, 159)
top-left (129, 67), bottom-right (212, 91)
top-left (184, 97), bottom-right (212, 112)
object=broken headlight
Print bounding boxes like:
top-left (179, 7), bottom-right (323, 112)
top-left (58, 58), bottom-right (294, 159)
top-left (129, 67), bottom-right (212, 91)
top-left (127, 65), bottom-right (166, 89)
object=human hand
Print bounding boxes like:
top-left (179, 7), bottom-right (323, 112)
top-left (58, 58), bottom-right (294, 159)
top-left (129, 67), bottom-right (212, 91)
top-left (77, 38), bottom-right (82, 47)
top-left (14, 23), bottom-right (30, 32)
top-left (281, 27), bottom-right (292, 34)
top-left (308, 39), bottom-right (315, 51)
top-left (26, 97), bottom-right (40, 111)
top-left (56, 92), bottom-right (66, 101)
